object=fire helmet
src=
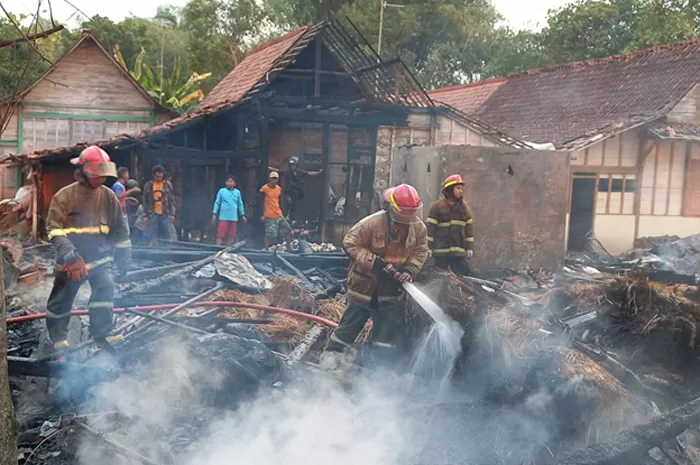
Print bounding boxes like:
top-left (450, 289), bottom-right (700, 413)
top-left (70, 146), bottom-right (118, 178)
top-left (383, 184), bottom-right (423, 224)
top-left (442, 174), bottom-right (464, 192)
top-left (289, 156), bottom-right (299, 165)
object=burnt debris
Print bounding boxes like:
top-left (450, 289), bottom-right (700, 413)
top-left (6, 238), bottom-right (700, 465)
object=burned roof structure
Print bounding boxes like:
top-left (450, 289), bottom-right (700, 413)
top-left (0, 20), bottom-right (441, 242)
top-left (430, 40), bottom-right (700, 149)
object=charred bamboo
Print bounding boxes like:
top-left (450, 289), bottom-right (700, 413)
top-left (555, 396), bottom-right (700, 465)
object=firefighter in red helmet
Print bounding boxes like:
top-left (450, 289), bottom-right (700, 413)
top-left (44, 145), bottom-right (131, 353)
top-left (426, 174), bottom-right (474, 276)
top-left (321, 184), bottom-right (429, 371)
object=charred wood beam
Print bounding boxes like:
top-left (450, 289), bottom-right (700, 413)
top-left (7, 356), bottom-right (116, 380)
top-left (555, 396), bottom-right (700, 465)
top-left (122, 261), bottom-right (203, 282)
top-left (121, 255), bottom-right (219, 296)
top-left (267, 108), bottom-right (406, 126)
top-left (263, 96), bottom-right (411, 114)
top-left (123, 284), bottom-right (223, 338)
top-left (74, 421), bottom-right (161, 465)
top-left (274, 252), bottom-right (311, 285)
top-left (130, 248), bottom-right (350, 268)
top-left (286, 325), bottom-right (325, 366)
top-left (122, 309), bottom-right (210, 335)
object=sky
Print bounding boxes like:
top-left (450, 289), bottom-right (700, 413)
top-left (2, 0), bottom-right (571, 31)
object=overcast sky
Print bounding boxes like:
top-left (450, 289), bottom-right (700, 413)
top-left (2, 0), bottom-right (570, 30)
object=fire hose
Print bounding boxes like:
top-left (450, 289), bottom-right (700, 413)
top-left (6, 301), bottom-right (339, 328)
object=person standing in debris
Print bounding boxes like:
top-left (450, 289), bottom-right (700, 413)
top-left (426, 174), bottom-right (474, 276)
top-left (45, 146), bottom-right (131, 352)
top-left (259, 171), bottom-right (293, 251)
top-left (212, 175), bottom-right (246, 246)
top-left (279, 156), bottom-right (322, 220)
top-left (143, 165), bottom-right (176, 246)
top-left (321, 184), bottom-right (429, 370)
top-left (112, 167), bottom-right (141, 235)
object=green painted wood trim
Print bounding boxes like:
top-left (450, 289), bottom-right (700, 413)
top-left (23, 111), bottom-right (151, 122)
top-left (17, 104), bottom-right (23, 153)
top-left (0, 141), bottom-right (17, 146)
top-left (23, 101), bottom-right (154, 112)
top-left (150, 111), bottom-right (156, 127)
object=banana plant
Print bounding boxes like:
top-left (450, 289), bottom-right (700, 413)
top-left (114, 44), bottom-right (211, 114)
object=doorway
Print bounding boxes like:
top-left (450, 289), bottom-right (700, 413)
top-left (568, 174), bottom-right (597, 251)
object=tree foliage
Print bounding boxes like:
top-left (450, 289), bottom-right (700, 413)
top-left (114, 45), bottom-right (211, 113)
top-left (3, 0), bottom-right (700, 102)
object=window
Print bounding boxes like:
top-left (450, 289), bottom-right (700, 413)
top-left (596, 174), bottom-right (635, 215)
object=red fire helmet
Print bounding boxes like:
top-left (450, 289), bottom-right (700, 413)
top-left (384, 184), bottom-right (423, 224)
top-left (71, 146), bottom-right (118, 178)
top-left (442, 174), bottom-right (464, 192)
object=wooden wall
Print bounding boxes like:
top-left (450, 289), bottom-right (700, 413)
top-left (570, 132), bottom-right (700, 254)
top-left (24, 38), bottom-right (154, 110)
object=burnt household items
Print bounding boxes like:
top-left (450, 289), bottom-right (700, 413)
top-left (279, 156), bottom-right (322, 221)
top-left (143, 165), bottom-right (176, 247)
top-left (427, 174), bottom-right (474, 276)
top-left (45, 146), bottom-right (131, 352)
top-left (259, 171), bottom-right (293, 251)
top-left (321, 184), bottom-right (429, 371)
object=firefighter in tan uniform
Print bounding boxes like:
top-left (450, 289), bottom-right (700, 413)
top-left (426, 174), bottom-right (474, 276)
top-left (321, 184), bottom-right (429, 369)
top-left (45, 146), bottom-right (131, 352)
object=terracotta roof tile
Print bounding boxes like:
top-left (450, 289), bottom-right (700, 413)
top-left (198, 26), bottom-right (310, 113)
top-left (431, 40), bottom-right (700, 148)
top-left (428, 78), bottom-right (505, 114)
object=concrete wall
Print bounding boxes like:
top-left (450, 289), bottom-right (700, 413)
top-left (393, 145), bottom-right (569, 271)
top-left (375, 112), bottom-right (501, 209)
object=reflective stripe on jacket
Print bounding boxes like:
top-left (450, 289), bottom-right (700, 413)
top-left (426, 198), bottom-right (474, 256)
top-left (47, 181), bottom-right (131, 264)
top-left (343, 210), bottom-right (429, 305)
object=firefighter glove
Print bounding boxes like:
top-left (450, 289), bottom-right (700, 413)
top-left (61, 257), bottom-right (88, 281)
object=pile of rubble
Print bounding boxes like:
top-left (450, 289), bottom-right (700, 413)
top-left (6, 238), bottom-right (700, 465)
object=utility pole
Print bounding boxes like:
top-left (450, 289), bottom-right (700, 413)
top-left (377, 0), bottom-right (405, 59)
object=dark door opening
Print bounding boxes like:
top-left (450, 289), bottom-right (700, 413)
top-left (568, 176), bottom-right (596, 251)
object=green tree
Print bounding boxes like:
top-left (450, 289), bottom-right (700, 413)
top-left (627, 0), bottom-right (697, 49)
top-left (181, 0), bottom-right (268, 92)
top-left (341, 0), bottom-right (502, 87)
top-left (115, 45), bottom-right (211, 113)
top-left (482, 28), bottom-right (549, 78)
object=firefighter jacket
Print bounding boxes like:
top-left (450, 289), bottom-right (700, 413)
top-left (47, 179), bottom-right (131, 267)
top-left (343, 210), bottom-right (429, 306)
top-left (426, 198), bottom-right (474, 256)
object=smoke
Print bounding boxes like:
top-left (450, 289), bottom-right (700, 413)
top-left (66, 276), bottom-right (644, 465)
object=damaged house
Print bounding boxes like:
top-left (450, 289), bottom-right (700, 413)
top-left (430, 41), bottom-right (700, 254)
top-left (0, 29), bottom-right (176, 237)
top-left (0, 20), bottom-right (528, 245)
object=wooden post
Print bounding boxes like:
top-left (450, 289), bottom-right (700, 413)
top-left (320, 123), bottom-right (331, 241)
top-left (259, 105), bottom-right (270, 188)
top-left (0, 237), bottom-right (18, 465)
top-left (314, 36), bottom-right (322, 97)
top-left (31, 169), bottom-right (38, 242)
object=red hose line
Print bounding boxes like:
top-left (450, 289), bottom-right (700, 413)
top-left (6, 301), bottom-right (339, 329)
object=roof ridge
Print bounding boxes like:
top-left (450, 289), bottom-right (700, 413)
top-left (247, 26), bottom-right (310, 57)
top-left (505, 39), bottom-right (700, 79)
top-left (428, 77), bottom-right (506, 94)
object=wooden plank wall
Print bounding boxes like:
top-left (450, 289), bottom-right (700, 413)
top-left (23, 38), bottom-right (153, 110)
top-left (640, 140), bottom-right (687, 216)
top-left (21, 117), bottom-right (150, 153)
